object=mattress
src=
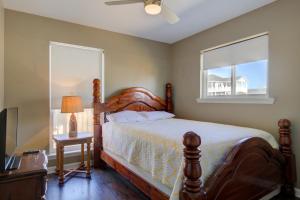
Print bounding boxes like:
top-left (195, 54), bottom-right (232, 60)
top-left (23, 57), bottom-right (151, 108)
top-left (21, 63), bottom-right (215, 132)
top-left (102, 118), bottom-right (278, 200)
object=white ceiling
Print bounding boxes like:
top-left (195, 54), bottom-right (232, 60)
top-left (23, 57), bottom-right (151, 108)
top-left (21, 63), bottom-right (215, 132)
top-left (3, 0), bottom-right (276, 44)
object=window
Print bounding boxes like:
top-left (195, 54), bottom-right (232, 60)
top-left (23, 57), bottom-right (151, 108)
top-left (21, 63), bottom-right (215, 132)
top-left (49, 42), bottom-right (104, 154)
top-left (199, 33), bottom-right (274, 104)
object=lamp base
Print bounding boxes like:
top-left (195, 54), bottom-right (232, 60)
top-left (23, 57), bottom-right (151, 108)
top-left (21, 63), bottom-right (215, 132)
top-left (69, 113), bottom-right (78, 138)
top-left (69, 131), bottom-right (78, 138)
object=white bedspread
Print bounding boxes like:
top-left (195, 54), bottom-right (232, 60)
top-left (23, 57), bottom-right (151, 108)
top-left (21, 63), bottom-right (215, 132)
top-left (102, 118), bottom-right (278, 200)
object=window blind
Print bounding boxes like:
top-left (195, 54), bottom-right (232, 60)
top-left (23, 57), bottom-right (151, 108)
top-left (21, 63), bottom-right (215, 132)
top-left (202, 35), bottom-right (268, 69)
top-left (50, 43), bottom-right (103, 109)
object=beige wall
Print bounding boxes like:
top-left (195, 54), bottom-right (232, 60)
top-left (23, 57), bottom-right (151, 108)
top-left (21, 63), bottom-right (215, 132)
top-left (172, 0), bottom-right (300, 187)
top-left (4, 0), bottom-right (300, 186)
top-left (4, 10), bottom-right (171, 153)
top-left (0, 0), bottom-right (4, 110)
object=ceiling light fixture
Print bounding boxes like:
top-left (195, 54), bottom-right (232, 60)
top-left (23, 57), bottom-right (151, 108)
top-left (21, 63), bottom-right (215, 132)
top-left (144, 0), bottom-right (161, 15)
top-left (104, 0), bottom-right (180, 24)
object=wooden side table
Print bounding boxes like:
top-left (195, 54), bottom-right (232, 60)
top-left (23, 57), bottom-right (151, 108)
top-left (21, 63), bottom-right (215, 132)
top-left (53, 132), bottom-right (93, 184)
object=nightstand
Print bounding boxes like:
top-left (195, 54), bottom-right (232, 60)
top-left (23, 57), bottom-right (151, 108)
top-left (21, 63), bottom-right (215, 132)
top-left (53, 132), bottom-right (92, 184)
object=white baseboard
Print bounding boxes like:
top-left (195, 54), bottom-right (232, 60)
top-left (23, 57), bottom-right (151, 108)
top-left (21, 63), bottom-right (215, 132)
top-left (260, 187), bottom-right (300, 199)
top-left (48, 162), bottom-right (82, 174)
top-left (48, 161), bottom-right (94, 174)
top-left (295, 187), bottom-right (300, 198)
top-left (260, 187), bottom-right (280, 200)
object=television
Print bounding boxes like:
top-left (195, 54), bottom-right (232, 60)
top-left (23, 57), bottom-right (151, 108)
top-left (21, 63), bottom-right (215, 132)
top-left (0, 108), bottom-right (20, 172)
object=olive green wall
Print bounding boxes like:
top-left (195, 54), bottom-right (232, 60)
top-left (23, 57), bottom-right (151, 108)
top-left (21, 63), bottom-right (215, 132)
top-left (0, 0), bottom-right (4, 110)
top-left (171, 0), bottom-right (300, 187)
top-left (4, 9), bottom-right (171, 153)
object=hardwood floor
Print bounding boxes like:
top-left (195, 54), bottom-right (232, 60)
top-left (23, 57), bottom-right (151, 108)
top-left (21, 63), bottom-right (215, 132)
top-left (47, 168), bottom-right (298, 200)
top-left (46, 168), bottom-right (149, 200)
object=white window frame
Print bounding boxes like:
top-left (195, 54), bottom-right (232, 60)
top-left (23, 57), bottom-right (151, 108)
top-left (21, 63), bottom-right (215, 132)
top-left (198, 33), bottom-right (275, 104)
top-left (49, 41), bottom-right (105, 156)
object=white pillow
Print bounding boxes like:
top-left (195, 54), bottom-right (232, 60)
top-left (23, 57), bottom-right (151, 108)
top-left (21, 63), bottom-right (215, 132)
top-left (140, 111), bottom-right (175, 121)
top-left (106, 110), bottom-right (146, 123)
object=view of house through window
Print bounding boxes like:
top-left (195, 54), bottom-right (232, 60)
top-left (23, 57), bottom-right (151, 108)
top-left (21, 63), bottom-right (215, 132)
top-left (201, 34), bottom-right (269, 102)
top-left (49, 42), bottom-right (104, 154)
top-left (206, 60), bottom-right (268, 96)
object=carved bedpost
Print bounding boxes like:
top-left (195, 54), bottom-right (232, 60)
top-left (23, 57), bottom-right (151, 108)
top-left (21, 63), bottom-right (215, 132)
top-left (93, 79), bottom-right (105, 168)
top-left (180, 132), bottom-right (206, 200)
top-left (278, 119), bottom-right (296, 197)
top-left (166, 83), bottom-right (173, 113)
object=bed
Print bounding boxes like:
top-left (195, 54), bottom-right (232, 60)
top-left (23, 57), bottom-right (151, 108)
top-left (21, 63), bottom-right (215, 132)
top-left (92, 79), bottom-right (296, 200)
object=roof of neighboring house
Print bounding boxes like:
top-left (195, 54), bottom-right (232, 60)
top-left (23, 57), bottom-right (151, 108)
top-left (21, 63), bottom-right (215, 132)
top-left (248, 88), bottom-right (267, 94)
top-left (208, 74), bottom-right (246, 82)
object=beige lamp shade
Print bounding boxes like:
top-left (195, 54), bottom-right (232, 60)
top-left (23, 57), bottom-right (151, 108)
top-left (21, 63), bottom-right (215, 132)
top-left (61, 96), bottom-right (84, 113)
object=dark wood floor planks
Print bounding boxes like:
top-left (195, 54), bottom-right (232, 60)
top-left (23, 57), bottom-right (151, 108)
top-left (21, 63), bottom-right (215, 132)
top-left (46, 168), bottom-right (298, 200)
top-left (46, 168), bottom-right (149, 200)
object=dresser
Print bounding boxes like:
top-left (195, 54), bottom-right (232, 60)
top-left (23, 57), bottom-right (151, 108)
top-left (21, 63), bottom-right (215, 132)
top-left (0, 151), bottom-right (48, 200)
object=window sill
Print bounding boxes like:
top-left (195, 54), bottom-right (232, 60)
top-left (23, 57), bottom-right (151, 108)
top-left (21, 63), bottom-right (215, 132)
top-left (196, 97), bottom-right (275, 104)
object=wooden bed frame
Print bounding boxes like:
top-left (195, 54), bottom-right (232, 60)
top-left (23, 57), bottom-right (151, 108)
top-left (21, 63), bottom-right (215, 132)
top-left (92, 79), bottom-right (296, 200)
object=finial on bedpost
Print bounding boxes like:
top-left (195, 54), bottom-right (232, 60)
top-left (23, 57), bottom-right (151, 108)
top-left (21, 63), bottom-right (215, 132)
top-left (180, 132), bottom-right (206, 200)
top-left (278, 119), bottom-right (296, 197)
top-left (166, 83), bottom-right (173, 113)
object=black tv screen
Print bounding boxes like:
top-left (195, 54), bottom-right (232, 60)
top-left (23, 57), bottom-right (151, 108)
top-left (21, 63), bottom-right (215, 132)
top-left (0, 108), bottom-right (18, 171)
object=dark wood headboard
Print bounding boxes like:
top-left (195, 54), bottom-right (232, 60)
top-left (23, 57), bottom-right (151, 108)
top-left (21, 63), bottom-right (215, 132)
top-left (92, 79), bottom-right (173, 167)
top-left (105, 87), bottom-right (169, 113)
top-left (93, 79), bottom-right (173, 113)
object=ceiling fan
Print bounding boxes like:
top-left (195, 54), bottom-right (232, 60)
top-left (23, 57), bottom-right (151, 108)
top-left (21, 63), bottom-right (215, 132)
top-left (104, 0), bottom-right (180, 24)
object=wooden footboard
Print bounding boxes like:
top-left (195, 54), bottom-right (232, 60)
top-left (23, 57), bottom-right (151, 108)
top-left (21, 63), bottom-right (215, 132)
top-left (181, 120), bottom-right (296, 200)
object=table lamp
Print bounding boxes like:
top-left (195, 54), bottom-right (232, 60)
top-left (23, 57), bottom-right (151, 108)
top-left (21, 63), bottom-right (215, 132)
top-left (61, 96), bottom-right (83, 137)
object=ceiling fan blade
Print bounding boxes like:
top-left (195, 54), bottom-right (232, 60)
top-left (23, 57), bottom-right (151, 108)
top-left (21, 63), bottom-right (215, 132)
top-left (161, 4), bottom-right (180, 24)
top-left (105, 0), bottom-right (144, 6)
